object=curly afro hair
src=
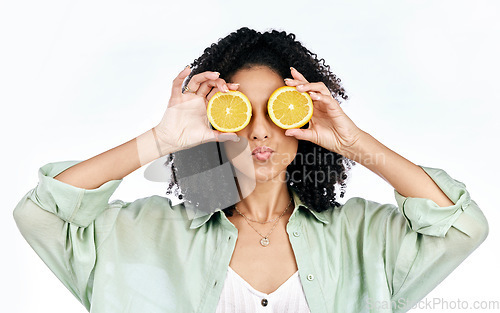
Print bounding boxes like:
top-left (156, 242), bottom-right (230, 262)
top-left (165, 27), bottom-right (355, 217)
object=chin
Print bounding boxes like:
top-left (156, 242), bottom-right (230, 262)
top-left (254, 167), bottom-right (288, 184)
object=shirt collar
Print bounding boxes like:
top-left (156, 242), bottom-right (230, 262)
top-left (188, 188), bottom-right (330, 229)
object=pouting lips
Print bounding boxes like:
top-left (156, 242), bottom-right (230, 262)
top-left (252, 146), bottom-right (274, 161)
top-left (252, 146), bottom-right (274, 155)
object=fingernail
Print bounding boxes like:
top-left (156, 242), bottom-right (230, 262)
top-left (233, 136), bottom-right (240, 142)
top-left (223, 85), bottom-right (229, 92)
top-left (297, 85), bottom-right (304, 90)
top-left (290, 67), bottom-right (296, 71)
top-left (213, 71), bottom-right (220, 76)
top-left (230, 83), bottom-right (240, 86)
top-left (284, 78), bottom-right (293, 82)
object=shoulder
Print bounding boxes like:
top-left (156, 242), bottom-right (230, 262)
top-left (99, 195), bottom-right (188, 225)
top-left (317, 197), bottom-right (399, 232)
top-left (341, 197), bottom-right (397, 219)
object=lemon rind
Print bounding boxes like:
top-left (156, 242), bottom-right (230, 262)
top-left (267, 86), bottom-right (313, 130)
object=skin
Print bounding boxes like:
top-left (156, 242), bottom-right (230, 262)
top-left (219, 67), bottom-right (305, 293)
top-left (53, 63), bottom-right (455, 294)
top-left (222, 66), bottom-right (299, 221)
top-left (54, 63), bottom-right (453, 210)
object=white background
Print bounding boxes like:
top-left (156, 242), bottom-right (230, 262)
top-left (2, 0), bottom-right (499, 312)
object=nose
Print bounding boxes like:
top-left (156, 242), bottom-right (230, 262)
top-left (248, 113), bottom-right (271, 141)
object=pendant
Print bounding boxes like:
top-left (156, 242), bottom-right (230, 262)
top-left (260, 237), bottom-right (270, 247)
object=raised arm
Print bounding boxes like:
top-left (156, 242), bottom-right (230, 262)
top-left (284, 67), bottom-right (454, 206)
top-left (54, 66), bottom-right (239, 190)
top-left (53, 129), bottom-right (160, 189)
top-left (284, 67), bottom-right (488, 310)
top-left (13, 66), bottom-right (239, 309)
top-left (342, 131), bottom-right (454, 207)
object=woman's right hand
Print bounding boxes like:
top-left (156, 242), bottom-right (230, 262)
top-left (153, 66), bottom-right (240, 154)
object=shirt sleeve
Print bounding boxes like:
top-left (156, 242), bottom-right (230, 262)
top-left (383, 165), bottom-right (489, 311)
top-left (13, 161), bottom-right (122, 310)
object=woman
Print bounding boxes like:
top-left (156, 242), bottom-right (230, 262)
top-left (14, 27), bottom-right (488, 313)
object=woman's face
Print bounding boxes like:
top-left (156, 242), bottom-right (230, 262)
top-left (223, 66), bottom-right (299, 185)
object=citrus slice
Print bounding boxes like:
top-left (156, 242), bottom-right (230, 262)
top-left (268, 86), bottom-right (313, 129)
top-left (207, 91), bottom-right (252, 132)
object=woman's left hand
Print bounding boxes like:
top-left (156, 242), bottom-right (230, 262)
top-left (284, 67), bottom-right (364, 157)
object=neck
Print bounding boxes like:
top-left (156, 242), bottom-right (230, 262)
top-left (234, 171), bottom-right (293, 221)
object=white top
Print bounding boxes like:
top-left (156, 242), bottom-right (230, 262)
top-left (216, 267), bottom-right (311, 313)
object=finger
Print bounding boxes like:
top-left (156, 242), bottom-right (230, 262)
top-left (198, 77), bottom-right (231, 96)
top-left (186, 71), bottom-right (221, 93)
top-left (308, 92), bottom-right (343, 115)
top-left (207, 89), bottom-right (219, 102)
top-left (284, 78), bottom-right (303, 86)
top-left (196, 79), bottom-right (240, 99)
top-left (206, 83), bottom-right (240, 102)
top-left (197, 80), bottom-right (218, 97)
top-left (296, 82), bottom-right (331, 96)
top-left (290, 67), bottom-right (309, 83)
top-left (284, 128), bottom-right (317, 143)
top-left (206, 83), bottom-right (240, 101)
top-left (171, 66), bottom-right (192, 98)
top-left (215, 78), bottom-right (229, 93)
top-left (309, 91), bottom-right (322, 102)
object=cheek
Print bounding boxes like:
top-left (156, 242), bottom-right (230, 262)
top-left (272, 135), bottom-right (298, 166)
top-left (222, 139), bottom-right (254, 174)
top-left (286, 138), bottom-right (299, 159)
top-left (288, 137), bottom-right (299, 152)
top-left (282, 131), bottom-right (299, 152)
top-left (223, 138), bottom-right (251, 162)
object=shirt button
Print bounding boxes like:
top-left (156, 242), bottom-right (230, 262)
top-left (261, 298), bottom-right (268, 306)
top-left (293, 231), bottom-right (300, 237)
top-left (307, 274), bottom-right (314, 281)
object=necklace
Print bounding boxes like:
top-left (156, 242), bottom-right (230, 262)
top-left (234, 198), bottom-right (292, 247)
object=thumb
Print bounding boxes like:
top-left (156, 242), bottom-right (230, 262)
top-left (208, 131), bottom-right (240, 143)
top-left (285, 129), bottom-right (315, 142)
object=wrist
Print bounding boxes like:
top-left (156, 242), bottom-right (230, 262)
top-left (152, 128), bottom-right (163, 153)
top-left (340, 131), bottom-right (385, 166)
top-left (136, 128), bottom-right (174, 166)
top-left (152, 125), bottom-right (182, 156)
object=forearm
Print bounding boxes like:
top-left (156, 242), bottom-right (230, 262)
top-left (343, 131), bottom-right (454, 207)
top-left (54, 128), bottom-right (175, 189)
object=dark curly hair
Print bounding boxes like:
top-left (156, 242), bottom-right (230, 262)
top-left (165, 27), bottom-right (355, 217)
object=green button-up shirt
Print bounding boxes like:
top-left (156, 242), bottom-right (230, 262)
top-left (13, 161), bottom-right (488, 313)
